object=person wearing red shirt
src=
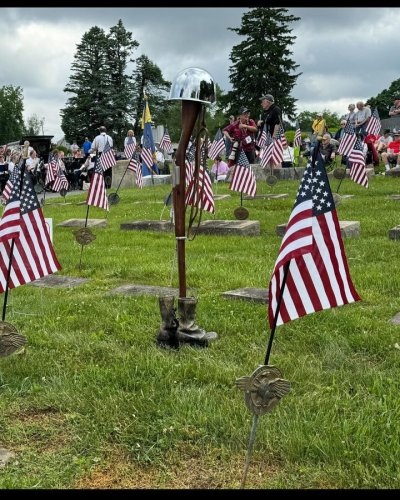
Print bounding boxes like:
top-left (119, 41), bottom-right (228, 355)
top-left (381, 131), bottom-right (400, 171)
top-left (223, 107), bottom-right (258, 165)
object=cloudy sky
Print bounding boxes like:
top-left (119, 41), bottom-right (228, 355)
top-left (0, 7), bottom-right (398, 142)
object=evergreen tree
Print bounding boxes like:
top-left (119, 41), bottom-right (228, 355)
top-left (367, 78), bottom-right (400, 119)
top-left (0, 85), bottom-right (25, 144)
top-left (131, 55), bottom-right (171, 137)
top-left (224, 7), bottom-right (301, 121)
top-left (106, 20), bottom-right (139, 149)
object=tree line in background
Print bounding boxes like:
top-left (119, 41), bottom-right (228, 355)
top-left (1, 7), bottom-right (400, 149)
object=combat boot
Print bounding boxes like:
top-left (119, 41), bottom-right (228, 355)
top-left (156, 295), bottom-right (179, 348)
top-left (176, 297), bottom-right (218, 347)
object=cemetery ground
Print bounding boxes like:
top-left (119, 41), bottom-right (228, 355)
top-left (0, 172), bottom-right (400, 489)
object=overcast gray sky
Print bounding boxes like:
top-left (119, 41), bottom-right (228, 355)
top-left (0, 7), bottom-right (398, 142)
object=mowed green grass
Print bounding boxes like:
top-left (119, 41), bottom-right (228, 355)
top-left (0, 171), bottom-right (400, 489)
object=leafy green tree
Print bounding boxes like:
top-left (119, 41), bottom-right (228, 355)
top-left (223, 7), bottom-right (301, 120)
top-left (367, 78), bottom-right (400, 119)
top-left (25, 114), bottom-right (45, 135)
top-left (0, 85), bottom-right (25, 144)
top-left (131, 55), bottom-right (171, 137)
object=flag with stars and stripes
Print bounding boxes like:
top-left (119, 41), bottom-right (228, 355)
top-left (0, 170), bottom-right (61, 293)
top-left (159, 129), bottom-right (173, 154)
top-left (86, 156), bottom-right (109, 211)
top-left (260, 132), bottom-right (274, 169)
top-left (293, 122), bottom-right (302, 148)
top-left (45, 154), bottom-right (57, 186)
top-left (52, 160), bottom-right (69, 193)
top-left (271, 127), bottom-right (285, 165)
top-left (229, 149), bottom-right (256, 197)
top-left (127, 152), bottom-right (143, 189)
top-left (2, 164), bottom-right (20, 203)
top-left (0, 168), bottom-right (22, 243)
top-left (268, 151), bottom-right (360, 328)
top-left (337, 119), bottom-right (357, 157)
top-left (185, 162), bottom-right (215, 214)
top-left (124, 136), bottom-right (136, 160)
top-left (208, 129), bottom-right (226, 161)
top-left (256, 124), bottom-right (267, 149)
top-left (99, 140), bottom-right (116, 172)
top-left (348, 137), bottom-right (368, 188)
top-left (365, 107), bottom-right (381, 137)
top-left (185, 141), bottom-right (196, 187)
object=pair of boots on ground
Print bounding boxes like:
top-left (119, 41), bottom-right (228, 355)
top-left (156, 296), bottom-right (217, 348)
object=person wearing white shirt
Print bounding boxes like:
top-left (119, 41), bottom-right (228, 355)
top-left (124, 129), bottom-right (136, 149)
top-left (281, 142), bottom-right (295, 168)
top-left (90, 126), bottom-right (113, 154)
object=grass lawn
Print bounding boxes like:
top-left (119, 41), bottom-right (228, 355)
top-left (0, 168), bottom-right (399, 489)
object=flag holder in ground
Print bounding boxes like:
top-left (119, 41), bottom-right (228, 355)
top-left (108, 154), bottom-right (134, 206)
top-left (236, 142), bottom-right (326, 488)
top-left (155, 67), bottom-right (218, 349)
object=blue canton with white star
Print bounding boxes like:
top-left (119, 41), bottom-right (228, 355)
top-left (20, 172), bottom-right (39, 215)
top-left (294, 153), bottom-right (334, 216)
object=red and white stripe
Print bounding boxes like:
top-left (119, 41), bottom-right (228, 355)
top-left (86, 172), bottom-right (109, 211)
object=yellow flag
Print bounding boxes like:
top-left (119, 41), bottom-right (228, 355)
top-left (141, 97), bottom-right (152, 129)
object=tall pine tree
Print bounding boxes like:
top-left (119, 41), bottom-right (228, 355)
top-left (224, 7), bottom-right (301, 121)
top-left (0, 85), bottom-right (25, 144)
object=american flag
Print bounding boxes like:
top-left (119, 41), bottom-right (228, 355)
top-left (159, 128), bottom-right (173, 154)
top-left (348, 137), bottom-right (368, 188)
top-left (0, 169), bottom-right (21, 242)
top-left (2, 164), bottom-right (20, 202)
top-left (271, 126), bottom-right (285, 165)
top-left (208, 128), bottom-right (226, 160)
top-left (0, 170), bottom-right (61, 294)
top-left (124, 136), bottom-right (136, 160)
top-left (185, 162), bottom-right (215, 214)
top-left (256, 124), bottom-right (267, 149)
top-left (45, 154), bottom-right (57, 186)
top-left (260, 132), bottom-right (274, 169)
top-left (127, 152), bottom-right (143, 188)
top-left (280, 126), bottom-right (288, 148)
top-left (185, 141), bottom-right (196, 187)
top-left (86, 156), bottom-right (109, 211)
top-left (365, 107), bottom-right (381, 137)
top-left (100, 141), bottom-right (116, 171)
top-left (52, 161), bottom-right (69, 193)
top-left (294, 121), bottom-right (302, 148)
top-left (268, 151), bottom-right (360, 327)
top-left (229, 149), bottom-right (256, 197)
top-left (337, 119), bottom-right (357, 157)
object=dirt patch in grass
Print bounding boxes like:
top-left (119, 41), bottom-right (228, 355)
top-left (73, 446), bottom-right (283, 489)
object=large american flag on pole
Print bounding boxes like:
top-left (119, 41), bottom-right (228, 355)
top-left (208, 129), bottom-right (225, 160)
top-left (86, 156), bottom-right (109, 211)
top-left (229, 149), bottom-right (256, 197)
top-left (365, 107), bottom-right (381, 137)
top-left (100, 141), bottom-right (116, 172)
top-left (0, 170), bottom-right (61, 293)
top-left (348, 137), bottom-right (368, 188)
top-left (294, 121), bottom-right (302, 148)
top-left (337, 119), bottom-right (357, 157)
top-left (127, 152), bottom-right (143, 188)
top-left (159, 128), bottom-right (173, 154)
top-left (185, 163), bottom-right (215, 214)
top-left (268, 151), bottom-right (360, 327)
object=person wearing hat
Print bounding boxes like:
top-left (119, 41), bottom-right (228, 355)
top-left (381, 131), bottom-right (400, 171)
top-left (257, 94), bottom-right (282, 139)
top-left (223, 107), bottom-right (258, 165)
top-left (389, 97), bottom-right (400, 117)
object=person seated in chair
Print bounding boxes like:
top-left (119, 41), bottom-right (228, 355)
top-left (381, 131), bottom-right (400, 171)
top-left (319, 134), bottom-right (337, 167)
top-left (281, 141), bottom-right (295, 168)
top-left (211, 155), bottom-right (230, 182)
